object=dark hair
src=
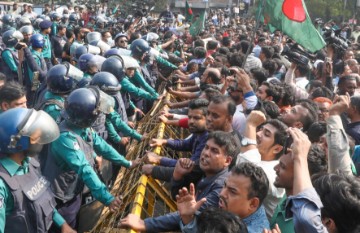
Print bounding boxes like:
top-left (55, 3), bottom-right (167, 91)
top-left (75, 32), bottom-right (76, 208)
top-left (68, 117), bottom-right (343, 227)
top-left (197, 207), bottom-right (249, 233)
top-left (0, 82), bottom-right (26, 104)
top-left (261, 46), bottom-right (274, 59)
top-left (351, 96), bottom-right (360, 113)
top-left (231, 162), bottom-right (269, 206)
top-left (307, 144), bottom-right (328, 176)
top-left (251, 68), bottom-right (267, 85)
top-left (222, 37), bottom-right (231, 47)
top-left (261, 81), bottom-right (282, 103)
top-left (73, 27), bottom-right (82, 37)
top-left (194, 39), bottom-right (205, 48)
top-left (338, 75), bottom-right (356, 87)
top-left (66, 29), bottom-right (74, 39)
top-left (210, 95), bottom-right (236, 116)
top-left (296, 65), bottom-right (310, 77)
top-left (280, 83), bottom-right (295, 106)
top-left (202, 87), bottom-right (222, 101)
top-left (265, 119), bottom-right (288, 158)
top-left (218, 47), bottom-right (230, 55)
top-left (307, 122), bottom-right (327, 143)
top-left (207, 131), bottom-right (238, 160)
top-left (228, 53), bottom-right (245, 67)
top-left (296, 99), bottom-right (319, 131)
top-left (313, 173), bottom-right (360, 233)
top-left (189, 98), bottom-right (209, 115)
top-left (311, 86), bottom-right (334, 100)
top-left (262, 100), bottom-right (280, 119)
top-left (194, 47), bottom-right (207, 59)
top-left (57, 24), bottom-right (66, 31)
top-left (262, 59), bottom-right (278, 76)
top-left (239, 40), bottom-right (253, 54)
top-left (207, 40), bottom-right (219, 50)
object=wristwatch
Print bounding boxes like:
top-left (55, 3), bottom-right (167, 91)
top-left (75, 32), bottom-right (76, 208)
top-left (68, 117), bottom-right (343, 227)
top-left (241, 137), bottom-right (257, 147)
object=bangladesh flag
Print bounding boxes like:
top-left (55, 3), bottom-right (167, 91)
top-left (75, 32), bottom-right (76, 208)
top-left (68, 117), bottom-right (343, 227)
top-left (185, 0), bottom-right (193, 22)
top-left (189, 10), bottom-right (206, 36)
top-left (261, 0), bottom-right (326, 52)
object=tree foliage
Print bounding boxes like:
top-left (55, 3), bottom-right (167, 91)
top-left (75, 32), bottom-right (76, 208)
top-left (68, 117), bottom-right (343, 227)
top-left (305, 0), bottom-right (359, 23)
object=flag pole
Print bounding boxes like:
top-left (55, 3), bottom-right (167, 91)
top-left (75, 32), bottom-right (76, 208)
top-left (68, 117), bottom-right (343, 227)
top-left (242, 0), bottom-right (266, 68)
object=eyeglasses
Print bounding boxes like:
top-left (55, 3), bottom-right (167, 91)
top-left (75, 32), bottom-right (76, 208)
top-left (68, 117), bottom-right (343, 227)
top-left (119, 40), bottom-right (128, 43)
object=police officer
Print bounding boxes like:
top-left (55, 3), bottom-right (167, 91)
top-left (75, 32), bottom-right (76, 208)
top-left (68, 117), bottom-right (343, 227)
top-left (23, 34), bottom-right (47, 107)
top-left (1, 15), bottom-right (15, 34)
top-left (129, 39), bottom-right (161, 114)
top-left (101, 55), bottom-right (158, 120)
top-left (0, 108), bottom-right (76, 233)
top-left (35, 64), bottom-right (80, 123)
top-left (19, 25), bottom-right (34, 45)
top-left (50, 12), bottom-right (61, 37)
top-left (39, 20), bottom-right (53, 69)
top-left (43, 87), bottom-right (140, 231)
top-left (1, 30), bottom-right (22, 81)
top-left (90, 72), bottom-right (143, 142)
top-left (77, 53), bottom-right (100, 88)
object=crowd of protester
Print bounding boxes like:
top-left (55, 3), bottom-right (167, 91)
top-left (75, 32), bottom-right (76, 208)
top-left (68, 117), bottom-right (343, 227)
top-left (0, 2), bottom-right (359, 233)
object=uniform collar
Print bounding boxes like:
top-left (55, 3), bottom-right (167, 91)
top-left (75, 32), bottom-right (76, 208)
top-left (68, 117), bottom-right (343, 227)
top-left (44, 91), bottom-right (64, 101)
top-left (0, 157), bottom-right (30, 177)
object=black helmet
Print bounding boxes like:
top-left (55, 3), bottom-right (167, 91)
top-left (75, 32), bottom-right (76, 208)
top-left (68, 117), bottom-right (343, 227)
top-left (104, 48), bottom-right (122, 58)
top-left (64, 88), bottom-right (100, 128)
top-left (130, 38), bottom-right (150, 57)
top-left (47, 64), bottom-right (78, 94)
top-left (101, 56), bottom-right (125, 81)
top-left (69, 13), bottom-right (79, 23)
top-left (65, 87), bottom-right (114, 128)
top-left (90, 72), bottom-right (121, 95)
top-left (2, 14), bottom-right (15, 26)
top-left (74, 45), bottom-right (88, 62)
top-left (78, 53), bottom-right (98, 72)
top-left (2, 30), bottom-right (23, 47)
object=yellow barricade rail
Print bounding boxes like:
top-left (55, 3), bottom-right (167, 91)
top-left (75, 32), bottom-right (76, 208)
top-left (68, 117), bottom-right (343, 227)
top-left (89, 83), bottom-right (188, 233)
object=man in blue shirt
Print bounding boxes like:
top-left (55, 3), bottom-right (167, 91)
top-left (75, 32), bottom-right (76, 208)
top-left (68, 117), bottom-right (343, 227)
top-left (176, 162), bottom-right (270, 233)
top-left (143, 98), bottom-right (209, 181)
top-left (119, 131), bottom-right (238, 232)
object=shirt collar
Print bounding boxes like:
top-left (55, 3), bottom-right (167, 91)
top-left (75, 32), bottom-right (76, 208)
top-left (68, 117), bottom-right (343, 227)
top-left (243, 205), bottom-right (267, 225)
top-left (0, 157), bottom-right (30, 176)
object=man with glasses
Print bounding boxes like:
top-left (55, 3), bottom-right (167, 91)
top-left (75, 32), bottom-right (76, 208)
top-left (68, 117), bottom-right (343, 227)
top-left (114, 33), bottom-right (128, 49)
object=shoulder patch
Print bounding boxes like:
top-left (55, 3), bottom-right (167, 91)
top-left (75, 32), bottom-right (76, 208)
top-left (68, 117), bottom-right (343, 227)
top-left (73, 142), bottom-right (80, 150)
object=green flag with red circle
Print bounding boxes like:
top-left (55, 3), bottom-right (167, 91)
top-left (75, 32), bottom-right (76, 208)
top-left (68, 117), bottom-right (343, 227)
top-left (261, 0), bottom-right (325, 52)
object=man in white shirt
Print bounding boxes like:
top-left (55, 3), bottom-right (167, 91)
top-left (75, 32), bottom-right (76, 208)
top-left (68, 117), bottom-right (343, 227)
top-left (22, 6), bottom-right (37, 20)
top-left (236, 111), bottom-right (287, 219)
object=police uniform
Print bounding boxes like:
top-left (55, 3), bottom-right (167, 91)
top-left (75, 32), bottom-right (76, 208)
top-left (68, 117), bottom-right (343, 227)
top-left (40, 33), bottom-right (52, 69)
top-left (39, 91), bottom-right (64, 124)
top-left (129, 70), bottom-right (159, 115)
top-left (1, 47), bottom-right (18, 81)
top-left (50, 22), bottom-right (58, 37)
top-left (24, 48), bottom-right (47, 107)
top-left (43, 120), bottom-right (131, 228)
top-left (0, 157), bottom-right (65, 233)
